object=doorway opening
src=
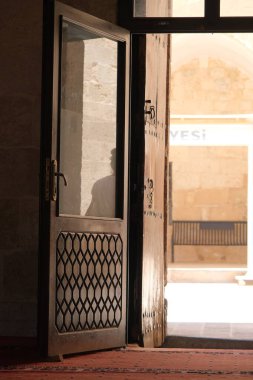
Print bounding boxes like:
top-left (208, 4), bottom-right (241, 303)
top-left (165, 32), bottom-right (253, 348)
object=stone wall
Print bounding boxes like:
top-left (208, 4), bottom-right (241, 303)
top-left (172, 146), bottom-right (247, 221)
top-left (169, 32), bottom-right (253, 264)
top-left (0, 0), bottom-right (43, 336)
top-left (170, 146), bottom-right (247, 264)
top-left (60, 33), bottom-right (118, 217)
top-left (171, 55), bottom-right (253, 115)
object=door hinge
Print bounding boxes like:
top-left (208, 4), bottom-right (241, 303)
top-left (144, 100), bottom-right (156, 123)
top-left (45, 158), bottom-right (51, 201)
top-left (51, 159), bottom-right (58, 202)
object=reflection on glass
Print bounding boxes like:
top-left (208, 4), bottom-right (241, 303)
top-left (134, 0), bottom-right (204, 17)
top-left (85, 148), bottom-right (116, 217)
top-left (59, 21), bottom-right (118, 218)
top-left (221, 0), bottom-right (253, 16)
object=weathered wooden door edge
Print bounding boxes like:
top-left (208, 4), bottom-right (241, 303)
top-left (127, 34), bottom-right (146, 344)
top-left (127, 32), bottom-right (170, 347)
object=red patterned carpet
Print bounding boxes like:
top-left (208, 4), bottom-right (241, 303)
top-left (1, 339), bottom-right (253, 379)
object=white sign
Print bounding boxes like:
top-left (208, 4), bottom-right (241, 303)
top-left (170, 123), bottom-right (253, 146)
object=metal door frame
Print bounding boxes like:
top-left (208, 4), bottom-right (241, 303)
top-left (38, 0), bottom-right (130, 357)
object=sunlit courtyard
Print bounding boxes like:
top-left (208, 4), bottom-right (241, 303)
top-left (165, 281), bottom-right (253, 341)
top-left (165, 25), bottom-right (253, 345)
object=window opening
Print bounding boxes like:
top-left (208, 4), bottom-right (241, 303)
top-left (119, 0), bottom-right (253, 33)
top-left (221, 0), bottom-right (253, 17)
top-left (59, 20), bottom-right (125, 218)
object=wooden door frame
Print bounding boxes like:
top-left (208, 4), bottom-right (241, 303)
top-left (118, 0), bottom-right (253, 346)
top-left (126, 33), bottom-right (170, 346)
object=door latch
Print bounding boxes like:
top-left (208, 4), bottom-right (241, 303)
top-left (51, 160), bottom-right (67, 201)
top-left (144, 100), bottom-right (156, 122)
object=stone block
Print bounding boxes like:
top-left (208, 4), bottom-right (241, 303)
top-left (0, 197), bottom-right (39, 264)
top-left (0, 301), bottom-right (37, 336)
top-left (18, 198), bottom-right (39, 250)
top-left (209, 206), bottom-right (247, 220)
top-left (227, 188), bottom-right (247, 204)
top-left (0, 255), bottom-right (3, 300)
top-left (3, 250), bottom-right (37, 302)
top-left (173, 207), bottom-right (203, 220)
top-left (174, 246), bottom-right (247, 264)
top-left (218, 158), bottom-right (247, 176)
top-left (0, 94), bottom-right (40, 148)
top-left (0, 148), bottom-right (39, 198)
top-left (0, 1), bottom-right (42, 96)
top-left (193, 189), bottom-right (229, 206)
top-left (174, 174), bottom-right (201, 190)
top-left (0, 200), bottom-right (20, 249)
top-left (200, 173), bottom-right (244, 188)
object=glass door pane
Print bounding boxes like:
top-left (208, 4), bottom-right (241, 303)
top-left (59, 20), bottom-right (123, 218)
top-left (134, 0), bottom-right (204, 17)
top-left (221, 0), bottom-right (253, 17)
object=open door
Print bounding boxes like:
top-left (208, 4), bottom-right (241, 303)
top-left (128, 33), bottom-right (169, 347)
top-left (141, 34), bottom-right (169, 347)
top-left (39, 2), bottom-right (129, 357)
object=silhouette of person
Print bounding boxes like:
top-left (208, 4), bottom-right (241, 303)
top-left (85, 148), bottom-right (116, 217)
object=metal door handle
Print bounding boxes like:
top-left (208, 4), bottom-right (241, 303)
top-left (149, 106), bottom-right (156, 120)
top-left (51, 160), bottom-right (67, 201)
top-left (144, 100), bottom-right (156, 121)
top-left (55, 172), bottom-right (68, 186)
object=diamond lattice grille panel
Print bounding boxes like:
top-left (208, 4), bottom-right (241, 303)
top-left (55, 232), bottom-right (123, 333)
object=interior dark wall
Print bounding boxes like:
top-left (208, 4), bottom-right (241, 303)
top-left (0, 0), bottom-right (43, 336)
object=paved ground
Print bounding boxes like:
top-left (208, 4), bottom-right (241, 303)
top-left (167, 322), bottom-right (253, 340)
top-left (165, 283), bottom-right (253, 324)
top-left (165, 282), bottom-right (253, 348)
